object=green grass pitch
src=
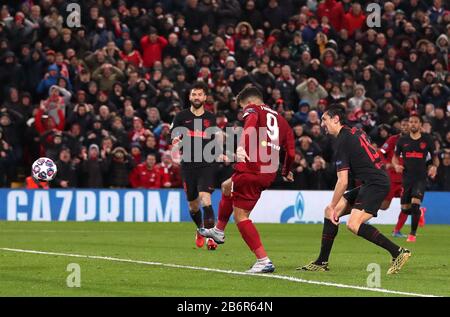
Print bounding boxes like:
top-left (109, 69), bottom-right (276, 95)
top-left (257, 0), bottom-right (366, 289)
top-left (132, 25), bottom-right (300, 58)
top-left (0, 221), bottom-right (448, 296)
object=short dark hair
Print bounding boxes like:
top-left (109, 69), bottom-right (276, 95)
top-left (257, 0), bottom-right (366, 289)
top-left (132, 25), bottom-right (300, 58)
top-left (190, 81), bottom-right (209, 95)
top-left (409, 112), bottom-right (423, 123)
top-left (325, 104), bottom-right (346, 124)
top-left (236, 86), bottom-right (263, 105)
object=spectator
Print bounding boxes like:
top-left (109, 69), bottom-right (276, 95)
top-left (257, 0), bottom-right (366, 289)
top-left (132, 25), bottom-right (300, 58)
top-left (52, 147), bottom-right (78, 188)
top-left (159, 151), bottom-right (182, 188)
top-left (0, 125), bottom-right (14, 187)
top-left (119, 39), bottom-right (143, 68)
top-left (343, 3), bottom-right (366, 38)
top-left (317, 0), bottom-right (341, 30)
top-left (130, 153), bottom-right (161, 189)
top-left (67, 103), bottom-right (93, 136)
top-left (348, 84), bottom-right (366, 112)
top-left (241, 0), bottom-right (264, 30)
top-left (0, 1), bottom-right (447, 192)
top-left (437, 151), bottom-right (450, 190)
top-left (110, 116), bottom-right (129, 149)
top-left (80, 144), bottom-right (107, 188)
top-left (263, 0), bottom-right (287, 31)
top-left (215, 0), bottom-right (242, 27)
top-left (89, 16), bottom-right (115, 51)
top-left (130, 142), bottom-right (143, 164)
top-left (251, 63), bottom-right (275, 100)
top-left (275, 65), bottom-right (297, 110)
top-left (297, 135), bottom-right (322, 165)
top-left (140, 27), bottom-right (168, 69)
top-left (307, 155), bottom-right (335, 189)
top-left (291, 152), bottom-right (309, 189)
top-left (92, 63), bottom-right (125, 92)
top-left (0, 51), bottom-right (25, 103)
top-left (183, 0), bottom-right (204, 30)
top-left (105, 146), bottom-right (134, 188)
top-left (229, 67), bottom-right (252, 96)
top-left (295, 77), bottom-right (328, 109)
top-left (163, 33), bottom-right (181, 60)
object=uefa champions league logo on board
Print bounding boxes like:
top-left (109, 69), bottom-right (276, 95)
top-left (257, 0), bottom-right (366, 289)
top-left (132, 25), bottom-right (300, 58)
top-left (280, 192), bottom-right (305, 223)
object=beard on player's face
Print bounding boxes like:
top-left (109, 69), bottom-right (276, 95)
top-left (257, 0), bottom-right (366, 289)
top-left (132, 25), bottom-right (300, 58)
top-left (410, 126), bottom-right (419, 133)
top-left (191, 99), bottom-right (204, 109)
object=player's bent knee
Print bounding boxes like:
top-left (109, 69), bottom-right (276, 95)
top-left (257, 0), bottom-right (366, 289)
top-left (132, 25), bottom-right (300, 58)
top-left (346, 220), bottom-right (360, 234)
top-left (324, 207), bottom-right (332, 219)
top-left (199, 192), bottom-right (211, 205)
top-left (233, 208), bottom-right (249, 223)
top-left (221, 179), bottom-right (232, 196)
top-left (188, 200), bottom-right (200, 211)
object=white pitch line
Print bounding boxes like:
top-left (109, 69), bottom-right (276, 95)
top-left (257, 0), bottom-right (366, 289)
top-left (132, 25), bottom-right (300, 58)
top-left (0, 247), bottom-right (440, 297)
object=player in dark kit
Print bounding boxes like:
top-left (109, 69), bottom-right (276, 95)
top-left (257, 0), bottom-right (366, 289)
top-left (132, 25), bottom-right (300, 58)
top-left (170, 81), bottom-right (219, 250)
top-left (379, 118), bottom-right (410, 237)
top-left (392, 114), bottom-right (439, 242)
top-left (301, 105), bottom-right (410, 274)
top-left (199, 87), bottom-right (295, 273)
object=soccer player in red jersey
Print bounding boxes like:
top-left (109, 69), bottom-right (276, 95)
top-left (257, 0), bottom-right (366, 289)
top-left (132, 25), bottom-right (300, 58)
top-left (199, 87), bottom-right (296, 273)
top-left (378, 118), bottom-right (410, 237)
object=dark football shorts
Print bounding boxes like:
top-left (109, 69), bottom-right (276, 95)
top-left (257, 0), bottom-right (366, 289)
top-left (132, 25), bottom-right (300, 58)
top-left (401, 179), bottom-right (426, 205)
top-left (231, 171), bottom-right (276, 211)
top-left (343, 182), bottom-right (390, 217)
top-left (181, 166), bottom-right (216, 201)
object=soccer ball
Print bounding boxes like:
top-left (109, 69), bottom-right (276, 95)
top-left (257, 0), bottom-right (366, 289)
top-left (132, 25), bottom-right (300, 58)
top-left (32, 157), bottom-right (58, 182)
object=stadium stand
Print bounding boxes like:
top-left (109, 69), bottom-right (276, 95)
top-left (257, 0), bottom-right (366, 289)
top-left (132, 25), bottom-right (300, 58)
top-left (0, 0), bottom-right (448, 190)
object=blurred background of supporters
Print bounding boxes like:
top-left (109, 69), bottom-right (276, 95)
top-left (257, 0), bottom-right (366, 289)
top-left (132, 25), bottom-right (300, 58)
top-left (0, 0), bottom-right (448, 190)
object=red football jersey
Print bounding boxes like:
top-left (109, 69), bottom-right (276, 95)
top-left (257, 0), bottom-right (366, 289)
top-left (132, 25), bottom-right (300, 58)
top-left (380, 134), bottom-right (403, 183)
top-left (234, 104), bottom-right (295, 176)
top-left (129, 163), bottom-right (162, 189)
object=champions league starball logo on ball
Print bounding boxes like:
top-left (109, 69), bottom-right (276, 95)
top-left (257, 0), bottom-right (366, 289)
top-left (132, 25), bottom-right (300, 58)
top-left (32, 157), bottom-right (58, 182)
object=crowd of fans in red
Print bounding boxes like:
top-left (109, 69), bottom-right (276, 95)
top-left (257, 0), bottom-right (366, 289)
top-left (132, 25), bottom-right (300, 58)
top-left (0, 0), bottom-right (449, 190)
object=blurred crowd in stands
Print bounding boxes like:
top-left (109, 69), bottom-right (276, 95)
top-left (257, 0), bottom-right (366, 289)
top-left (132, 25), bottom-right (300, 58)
top-left (0, 0), bottom-right (448, 190)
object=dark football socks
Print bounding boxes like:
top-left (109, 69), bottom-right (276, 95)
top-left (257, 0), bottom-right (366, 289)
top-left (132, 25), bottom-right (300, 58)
top-left (190, 209), bottom-right (203, 229)
top-left (316, 218), bottom-right (339, 263)
top-left (202, 205), bottom-right (215, 229)
top-left (357, 223), bottom-right (401, 258)
top-left (410, 203), bottom-right (421, 236)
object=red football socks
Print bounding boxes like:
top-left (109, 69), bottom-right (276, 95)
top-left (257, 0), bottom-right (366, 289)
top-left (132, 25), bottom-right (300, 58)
top-left (394, 211), bottom-right (409, 233)
top-left (237, 219), bottom-right (267, 259)
top-left (216, 193), bottom-right (233, 231)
